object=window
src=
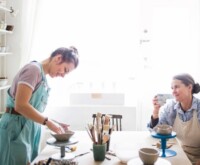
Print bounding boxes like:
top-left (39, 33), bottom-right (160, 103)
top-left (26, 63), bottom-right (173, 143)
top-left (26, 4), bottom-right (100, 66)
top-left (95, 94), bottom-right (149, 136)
top-left (29, 0), bottom-right (140, 106)
top-left (29, 0), bottom-right (200, 112)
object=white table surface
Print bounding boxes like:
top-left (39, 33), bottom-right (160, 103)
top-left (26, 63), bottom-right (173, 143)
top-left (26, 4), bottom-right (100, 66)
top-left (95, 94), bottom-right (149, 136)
top-left (32, 131), bottom-right (192, 165)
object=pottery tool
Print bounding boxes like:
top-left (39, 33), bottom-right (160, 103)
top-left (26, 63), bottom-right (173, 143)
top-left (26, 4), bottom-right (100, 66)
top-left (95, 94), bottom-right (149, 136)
top-left (102, 134), bottom-right (110, 144)
top-left (91, 125), bottom-right (97, 144)
top-left (104, 115), bottom-right (111, 125)
top-left (109, 125), bottom-right (115, 135)
top-left (101, 124), bottom-right (110, 144)
top-left (102, 124), bottom-right (110, 134)
top-left (66, 146), bottom-right (77, 152)
top-left (75, 151), bottom-right (90, 158)
top-left (106, 151), bottom-right (116, 157)
top-left (96, 112), bottom-right (102, 144)
top-left (105, 155), bottom-right (111, 160)
top-left (85, 126), bottom-right (94, 143)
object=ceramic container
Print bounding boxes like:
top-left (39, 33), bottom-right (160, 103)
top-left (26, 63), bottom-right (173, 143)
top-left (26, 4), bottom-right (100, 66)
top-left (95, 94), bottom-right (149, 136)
top-left (51, 130), bottom-right (74, 141)
top-left (139, 147), bottom-right (159, 165)
top-left (93, 143), bottom-right (106, 161)
top-left (154, 124), bottom-right (172, 135)
top-left (156, 94), bottom-right (173, 106)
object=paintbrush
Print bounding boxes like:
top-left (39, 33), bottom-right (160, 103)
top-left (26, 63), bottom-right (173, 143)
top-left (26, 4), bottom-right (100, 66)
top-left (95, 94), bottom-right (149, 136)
top-left (96, 112), bottom-right (102, 144)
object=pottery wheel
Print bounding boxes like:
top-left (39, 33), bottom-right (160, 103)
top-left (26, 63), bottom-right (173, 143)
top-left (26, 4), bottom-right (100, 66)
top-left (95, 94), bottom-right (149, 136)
top-left (46, 137), bottom-right (78, 159)
top-left (151, 131), bottom-right (177, 157)
top-left (46, 137), bottom-right (78, 147)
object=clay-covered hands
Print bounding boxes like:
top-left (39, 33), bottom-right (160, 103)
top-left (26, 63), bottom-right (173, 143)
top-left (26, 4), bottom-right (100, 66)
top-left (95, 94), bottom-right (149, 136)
top-left (58, 122), bottom-right (70, 132)
top-left (46, 119), bottom-right (68, 134)
top-left (52, 119), bottom-right (70, 132)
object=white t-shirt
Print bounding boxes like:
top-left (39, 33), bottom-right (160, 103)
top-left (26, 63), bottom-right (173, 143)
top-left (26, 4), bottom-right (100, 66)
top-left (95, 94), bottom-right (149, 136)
top-left (9, 61), bottom-right (42, 99)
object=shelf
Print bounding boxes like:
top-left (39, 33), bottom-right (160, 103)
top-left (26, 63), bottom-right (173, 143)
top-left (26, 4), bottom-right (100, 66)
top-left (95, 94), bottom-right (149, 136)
top-left (0, 52), bottom-right (12, 56)
top-left (0, 6), bottom-right (12, 12)
top-left (0, 29), bottom-right (13, 34)
top-left (0, 1), bottom-right (14, 112)
top-left (0, 84), bottom-right (10, 90)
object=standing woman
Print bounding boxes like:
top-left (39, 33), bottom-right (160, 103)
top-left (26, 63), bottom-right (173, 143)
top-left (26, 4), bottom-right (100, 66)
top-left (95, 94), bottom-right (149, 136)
top-left (149, 73), bottom-right (200, 165)
top-left (0, 46), bottom-right (79, 165)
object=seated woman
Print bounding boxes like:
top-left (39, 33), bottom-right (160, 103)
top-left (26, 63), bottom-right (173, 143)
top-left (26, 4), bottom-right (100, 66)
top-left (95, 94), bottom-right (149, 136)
top-left (149, 73), bottom-right (200, 165)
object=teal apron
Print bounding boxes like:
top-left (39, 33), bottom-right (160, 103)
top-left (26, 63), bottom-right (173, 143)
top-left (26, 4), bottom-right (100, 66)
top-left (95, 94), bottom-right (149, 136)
top-left (0, 63), bottom-right (50, 165)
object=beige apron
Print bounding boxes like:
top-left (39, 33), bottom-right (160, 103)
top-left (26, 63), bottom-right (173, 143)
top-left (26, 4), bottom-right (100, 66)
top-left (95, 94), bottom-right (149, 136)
top-left (173, 110), bottom-right (200, 165)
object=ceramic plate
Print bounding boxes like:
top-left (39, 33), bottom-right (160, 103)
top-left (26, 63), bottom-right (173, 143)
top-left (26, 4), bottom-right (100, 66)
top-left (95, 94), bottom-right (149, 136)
top-left (127, 157), bottom-right (171, 165)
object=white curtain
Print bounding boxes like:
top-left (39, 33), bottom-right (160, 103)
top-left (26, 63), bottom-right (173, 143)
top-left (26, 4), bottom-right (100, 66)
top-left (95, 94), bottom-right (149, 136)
top-left (19, 0), bottom-right (39, 67)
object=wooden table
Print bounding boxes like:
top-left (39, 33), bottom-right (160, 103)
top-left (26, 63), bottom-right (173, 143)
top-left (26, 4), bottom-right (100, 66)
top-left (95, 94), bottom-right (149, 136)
top-left (32, 131), bottom-right (192, 165)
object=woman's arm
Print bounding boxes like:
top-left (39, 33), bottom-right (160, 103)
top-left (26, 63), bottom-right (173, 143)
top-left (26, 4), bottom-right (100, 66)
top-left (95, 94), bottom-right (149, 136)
top-left (52, 119), bottom-right (70, 131)
top-left (149, 97), bottom-right (176, 128)
top-left (149, 96), bottom-right (161, 128)
top-left (15, 83), bottom-right (64, 134)
top-left (149, 116), bottom-right (159, 128)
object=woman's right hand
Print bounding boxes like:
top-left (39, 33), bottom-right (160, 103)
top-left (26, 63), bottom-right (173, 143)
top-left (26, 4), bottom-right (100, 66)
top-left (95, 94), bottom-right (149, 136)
top-left (152, 96), bottom-right (161, 119)
top-left (46, 119), bottom-right (65, 134)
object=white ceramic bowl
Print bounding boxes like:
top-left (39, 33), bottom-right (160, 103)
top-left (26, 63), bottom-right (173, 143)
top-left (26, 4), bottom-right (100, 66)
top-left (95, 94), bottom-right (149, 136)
top-left (114, 143), bottom-right (139, 164)
top-left (51, 130), bottom-right (74, 142)
top-left (0, 78), bottom-right (8, 86)
top-left (139, 147), bottom-right (159, 164)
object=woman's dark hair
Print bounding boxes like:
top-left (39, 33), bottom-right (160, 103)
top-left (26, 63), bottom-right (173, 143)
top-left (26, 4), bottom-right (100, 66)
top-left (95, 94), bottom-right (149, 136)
top-left (173, 73), bottom-right (200, 94)
top-left (50, 46), bottom-right (79, 68)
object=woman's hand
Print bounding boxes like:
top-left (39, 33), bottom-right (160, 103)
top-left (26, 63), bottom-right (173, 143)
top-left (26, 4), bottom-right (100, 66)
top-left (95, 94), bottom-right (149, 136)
top-left (152, 96), bottom-right (161, 119)
top-left (58, 122), bottom-right (70, 131)
top-left (52, 119), bottom-right (70, 132)
top-left (46, 119), bottom-right (65, 134)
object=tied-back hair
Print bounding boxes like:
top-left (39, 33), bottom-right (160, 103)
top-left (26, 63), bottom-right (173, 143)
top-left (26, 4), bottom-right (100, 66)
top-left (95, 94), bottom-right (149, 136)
top-left (173, 73), bottom-right (200, 94)
top-left (50, 46), bottom-right (79, 68)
